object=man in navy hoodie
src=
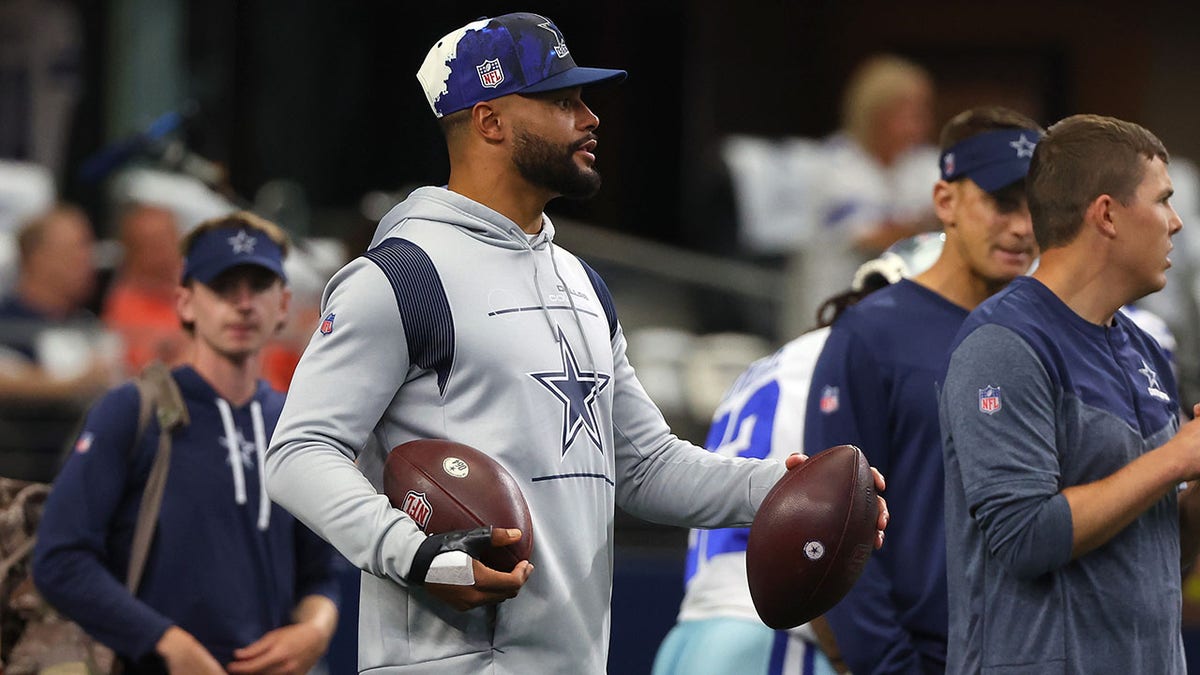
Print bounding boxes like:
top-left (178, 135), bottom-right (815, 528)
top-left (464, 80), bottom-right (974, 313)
top-left (802, 107), bottom-right (1043, 673)
top-left (33, 211), bottom-right (339, 673)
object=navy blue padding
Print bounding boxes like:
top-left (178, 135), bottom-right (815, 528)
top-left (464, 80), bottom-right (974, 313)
top-left (579, 260), bottom-right (618, 338)
top-left (363, 239), bottom-right (455, 395)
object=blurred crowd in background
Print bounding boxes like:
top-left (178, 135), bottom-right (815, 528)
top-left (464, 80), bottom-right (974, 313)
top-left (5, 0), bottom-right (1200, 535)
top-left (5, 0), bottom-right (1200, 670)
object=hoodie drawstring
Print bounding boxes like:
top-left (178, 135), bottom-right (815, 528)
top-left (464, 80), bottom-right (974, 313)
top-left (518, 226), bottom-right (561, 342)
top-left (547, 245), bottom-right (603, 373)
top-left (249, 401), bottom-right (271, 530)
top-left (216, 397), bottom-right (271, 531)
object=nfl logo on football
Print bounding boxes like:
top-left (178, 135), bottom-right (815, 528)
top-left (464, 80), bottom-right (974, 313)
top-left (477, 59), bottom-right (504, 89)
top-left (402, 490), bottom-right (433, 530)
top-left (978, 386), bottom-right (1002, 415)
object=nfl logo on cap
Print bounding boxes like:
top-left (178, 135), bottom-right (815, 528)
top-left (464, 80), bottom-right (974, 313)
top-left (477, 59), bottom-right (504, 89)
top-left (416, 12), bottom-right (626, 118)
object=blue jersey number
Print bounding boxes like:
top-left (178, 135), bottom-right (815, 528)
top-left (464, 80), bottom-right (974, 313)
top-left (684, 381), bottom-right (780, 583)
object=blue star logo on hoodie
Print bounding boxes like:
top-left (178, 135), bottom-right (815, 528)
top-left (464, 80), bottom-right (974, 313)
top-left (530, 329), bottom-right (610, 457)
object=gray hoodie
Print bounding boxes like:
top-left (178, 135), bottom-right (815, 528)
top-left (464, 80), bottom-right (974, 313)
top-left (267, 186), bottom-right (784, 674)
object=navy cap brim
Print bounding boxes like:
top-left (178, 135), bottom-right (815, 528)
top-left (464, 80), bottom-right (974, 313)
top-left (966, 158), bottom-right (1032, 193)
top-left (520, 66), bottom-right (627, 94)
top-left (187, 256), bottom-right (287, 285)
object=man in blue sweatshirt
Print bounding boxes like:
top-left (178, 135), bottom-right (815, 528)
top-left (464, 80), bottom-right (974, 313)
top-left (33, 212), bottom-right (340, 673)
top-left (941, 114), bottom-right (1198, 673)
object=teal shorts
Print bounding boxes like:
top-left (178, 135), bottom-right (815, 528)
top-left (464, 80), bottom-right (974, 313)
top-left (652, 618), bottom-right (837, 675)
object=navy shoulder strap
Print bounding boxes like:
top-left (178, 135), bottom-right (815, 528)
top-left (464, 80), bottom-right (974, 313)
top-left (579, 259), bottom-right (618, 339)
top-left (363, 238), bottom-right (455, 394)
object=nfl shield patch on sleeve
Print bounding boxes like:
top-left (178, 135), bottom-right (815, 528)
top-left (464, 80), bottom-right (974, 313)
top-left (978, 386), bottom-right (1002, 415)
top-left (819, 386), bottom-right (840, 414)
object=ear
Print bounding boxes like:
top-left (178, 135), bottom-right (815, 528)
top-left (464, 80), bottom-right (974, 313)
top-left (471, 101), bottom-right (505, 143)
top-left (275, 287), bottom-right (292, 335)
top-left (932, 180), bottom-right (957, 229)
top-left (176, 285), bottom-right (195, 325)
top-left (1085, 194), bottom-right (1118, 239)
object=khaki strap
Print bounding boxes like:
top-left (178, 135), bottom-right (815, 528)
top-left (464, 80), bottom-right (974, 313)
top-left (811, 615), bottom-right (851, 674)
top-left (125, 362), bottom-right (189, 594)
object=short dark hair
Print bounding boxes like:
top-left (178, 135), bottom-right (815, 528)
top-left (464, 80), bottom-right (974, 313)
top-left (938, 106), bottom-right (1045, 214)
top-left (1028, 114), bottom-right (1168, 250)
top-left (939, 106), bottom-right (1044, 152)
top-left (438, 107), bottom-right (471, 141)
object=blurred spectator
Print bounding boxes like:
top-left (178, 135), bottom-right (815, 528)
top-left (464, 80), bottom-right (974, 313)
top-left (0, 0), bottom-right (83, 176)
top-left (261, 238), bottom-right (346, 391)
top-left (0, 159), bottom-right (56, 298)
top-left (0, 205), bottom-right (118, 481)
top-left (781, 54), bottom-right (940, 338)
top-left (829, 54), bottom-right (939, 253)
top-left (101, 203), bottom-right (189, 372)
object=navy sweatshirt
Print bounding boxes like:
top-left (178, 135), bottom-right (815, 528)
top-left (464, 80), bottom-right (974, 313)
top-left (940, 276), bottom-right (1183, 674)
top-left (804, 279), bottom-right (963, 674)
top-left (32, 366), bottom-right (339, 671)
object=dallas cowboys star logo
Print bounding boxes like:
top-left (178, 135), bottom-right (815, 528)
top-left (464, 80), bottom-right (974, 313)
top-left (1138, 359), bottom-right (1171, 402)
top-left (538, 20), bottom-right (570, 57)
top-left (530, 329), bottom-right (610, 457)
top-left (227, 230), bottom-right (257, 254)
top-left (219, 429), bottom-right (257, 469)
top-left (1010, 134), bottom-right (1037, 158)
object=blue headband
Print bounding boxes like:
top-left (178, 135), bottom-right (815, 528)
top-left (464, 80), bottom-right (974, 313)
top-left (182, 226), bottom-right (287, 284)
top-left (940, 128), bottom-right (1042, 192)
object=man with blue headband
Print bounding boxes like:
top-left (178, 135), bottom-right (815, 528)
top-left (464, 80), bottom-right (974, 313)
top-left (941, 115), bottom-right (1194, 673)
top-left (34, 212), bottom-right (340, 673)
top-left (804, 107), bottom-right (1044, 674)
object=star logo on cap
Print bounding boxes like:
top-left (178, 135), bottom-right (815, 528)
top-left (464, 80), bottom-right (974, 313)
top-left (1010, 134), bottom-right (1037, 158)
top-left (227, 230), bottom-right (257, 255)
top-left (538, 20), bottom-right (570, 58)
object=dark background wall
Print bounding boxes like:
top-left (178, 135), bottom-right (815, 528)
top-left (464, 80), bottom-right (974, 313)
top-left (59, 1), bottom-right (1200, 253)
top-left (39, 2), bottom-right (1200, 671)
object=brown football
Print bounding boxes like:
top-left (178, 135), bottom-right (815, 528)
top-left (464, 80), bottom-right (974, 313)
top-left (746, 444), bottom-right (877, 629)
top-left (383, 439), bottom-right (533, 572)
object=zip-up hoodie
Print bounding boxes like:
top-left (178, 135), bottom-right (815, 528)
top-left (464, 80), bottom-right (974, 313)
top-left (33, 366), bottom-right (339, 671)
top-left (267, 186), bottom-right (785, 674)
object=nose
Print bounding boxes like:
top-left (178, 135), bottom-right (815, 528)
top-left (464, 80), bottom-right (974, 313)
top-left (1170, 205), bottom-right (1183, 236)
top-left (227, 280), bottom-right (256, 308)
top-left (579, 100), bottom-right (599, 132)
top-left (1004, 206), bottom-right (1035, 239)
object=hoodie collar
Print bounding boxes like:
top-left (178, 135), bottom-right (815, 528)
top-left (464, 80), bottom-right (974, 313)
top-left (172, 364), bottom-right (269, 409)
top-left (369, 186), bottom-right (557, 251)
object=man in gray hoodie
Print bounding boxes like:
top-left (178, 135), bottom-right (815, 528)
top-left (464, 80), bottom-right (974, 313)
top-left (266, 11), bottom-right (886, 675)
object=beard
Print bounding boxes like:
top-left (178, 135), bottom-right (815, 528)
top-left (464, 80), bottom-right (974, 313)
top-left (512, 128), bottom-right (602, 199)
